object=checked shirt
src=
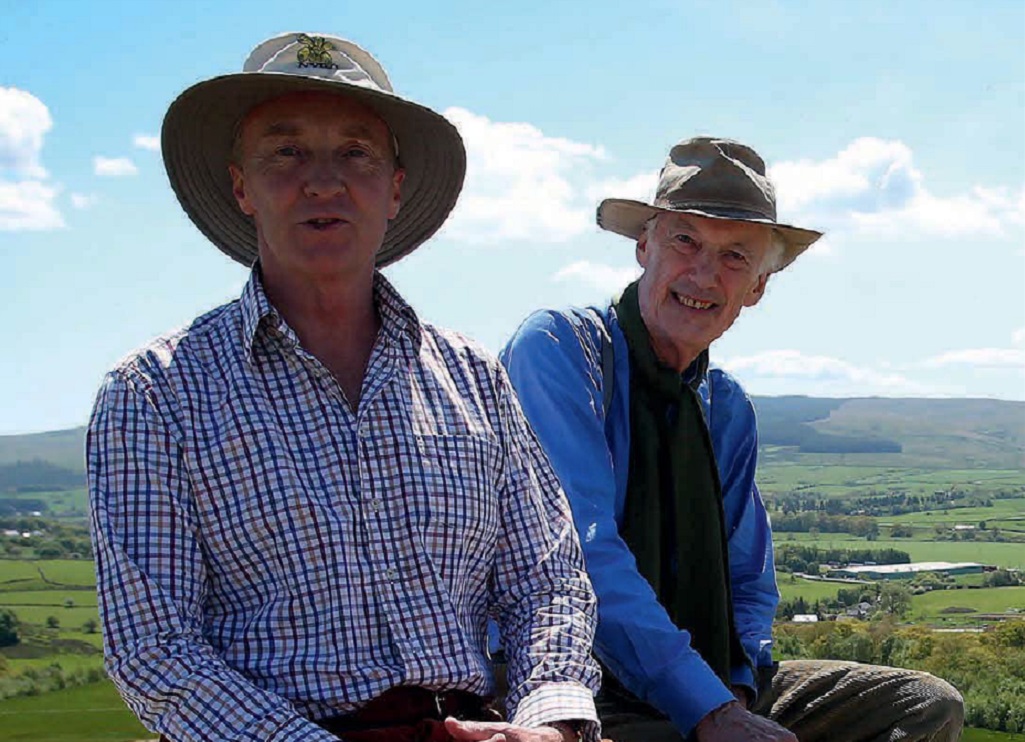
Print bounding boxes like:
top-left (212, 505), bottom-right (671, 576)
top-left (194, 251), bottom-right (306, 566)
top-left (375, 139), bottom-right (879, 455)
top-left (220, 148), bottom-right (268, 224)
top-left (88, 270), bottom-right (600, 741)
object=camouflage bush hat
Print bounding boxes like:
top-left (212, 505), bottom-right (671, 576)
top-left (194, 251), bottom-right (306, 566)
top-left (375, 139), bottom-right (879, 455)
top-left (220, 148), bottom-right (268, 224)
top-left (161, 32), bottom-right (466, 267)
top-left (597, 137), bottom-right (822, 270)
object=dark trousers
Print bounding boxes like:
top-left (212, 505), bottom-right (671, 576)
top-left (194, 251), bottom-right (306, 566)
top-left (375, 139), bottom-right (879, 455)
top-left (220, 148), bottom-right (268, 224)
top-left (597, 660), bottom-right (965, 742)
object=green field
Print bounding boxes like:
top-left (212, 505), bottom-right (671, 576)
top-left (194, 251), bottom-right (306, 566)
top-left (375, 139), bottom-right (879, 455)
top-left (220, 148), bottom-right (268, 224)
top-left (758, 465), bottom-right (1025, 498)
top-left (0, 559), bottom-right (96, 588)
top-left (0, 680), bottom-right (149, 741)
top-left (777, 575), bottom-right (853, 604)
top-left (910, 586), bottom-right (1025, 621)
top-left (963, 730), bottom-right (1025, 741)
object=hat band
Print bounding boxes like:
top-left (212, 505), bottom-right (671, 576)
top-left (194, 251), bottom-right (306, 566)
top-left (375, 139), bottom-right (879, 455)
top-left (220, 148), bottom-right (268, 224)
top-left (657, 198), bottom-right (776, 223)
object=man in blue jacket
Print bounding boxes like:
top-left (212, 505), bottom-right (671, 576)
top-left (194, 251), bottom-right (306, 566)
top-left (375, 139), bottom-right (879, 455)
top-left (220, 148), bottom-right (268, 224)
top-left (500, 137), bottom-right (964, 742)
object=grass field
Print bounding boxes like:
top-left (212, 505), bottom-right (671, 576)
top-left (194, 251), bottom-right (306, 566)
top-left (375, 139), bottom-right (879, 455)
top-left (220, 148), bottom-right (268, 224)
top-left (0, 559), bottom-right (96, 588)
top-left (963, 729), bottom-right (1025, 741)
top-left (910, 586), bottom-right (1025, 620)
top-left (775, 535), bottom-right (1025, 570)
top-left (777, 575), bottom-right (855, 604)
top-left (0, 680), bottom-right (149, 741)
top-left (758, 465), bottom-right (1025, 499)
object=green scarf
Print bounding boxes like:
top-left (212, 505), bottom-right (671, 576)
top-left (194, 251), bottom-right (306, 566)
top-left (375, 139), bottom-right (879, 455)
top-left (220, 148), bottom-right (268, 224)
top-left (613, 281), bottom-right (744, 686)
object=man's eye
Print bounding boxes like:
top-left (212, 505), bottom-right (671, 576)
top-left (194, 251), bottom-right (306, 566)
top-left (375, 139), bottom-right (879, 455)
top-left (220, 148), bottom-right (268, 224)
top-left (724, 251), bottom-right (751, 268)
top-left (343, 146), bottom-right (370, 158)
top-left (675, 234), bottom-right (696, 245)
top-left (275, 146), bottom-right (301, 157)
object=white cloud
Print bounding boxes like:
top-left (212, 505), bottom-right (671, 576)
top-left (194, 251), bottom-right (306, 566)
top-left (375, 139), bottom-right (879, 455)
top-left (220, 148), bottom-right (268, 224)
top-left (1013, 327), bottom-right (1025, 347)
top-left (585, 170), bottom-right (658, 205)
top-left (70, 193), bottom-right (97, 209)
top-left (0, 87), bottom-right (52, 178)
top-left (553, 260), bottom-right (640, 294)
top-left (440, 107), bottom-right (607, 243)
top-left (93, 156), bottom-right (138, 177)
top-left (769, 137), bottom-right (1023, 239)
top-left (719, 349), bottom-right (929, 395)
top-left (923, 348), bottom-right (1025, 369)
top-left (0, 88), bottom-right (63, 232)
top-left (133, 134), bottom-right (159, 151)
top-left (0, 180), bottom-right (63, 231)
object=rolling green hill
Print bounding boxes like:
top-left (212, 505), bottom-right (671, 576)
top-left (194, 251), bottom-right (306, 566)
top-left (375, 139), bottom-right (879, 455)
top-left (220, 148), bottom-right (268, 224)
top-left (752, 396), bottom-right (1025, 469)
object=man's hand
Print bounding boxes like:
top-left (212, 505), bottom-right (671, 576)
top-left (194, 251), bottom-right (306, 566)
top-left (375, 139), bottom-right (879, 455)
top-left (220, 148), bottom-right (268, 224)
top-left (444, 717), bottom-right (572, 742)
top-left (693, 701), bottom-right (796, 742)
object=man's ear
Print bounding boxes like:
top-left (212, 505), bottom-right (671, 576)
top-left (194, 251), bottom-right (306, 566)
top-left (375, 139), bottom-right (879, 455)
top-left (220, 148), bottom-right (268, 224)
top-left (388, 167), bottom-right (406, 220)
top-left (744, 272), bottom-right (770, 308)
top-left (635, 229), bottom-right (650, 269)
top-left (229, 164), bottom-right (254, 216)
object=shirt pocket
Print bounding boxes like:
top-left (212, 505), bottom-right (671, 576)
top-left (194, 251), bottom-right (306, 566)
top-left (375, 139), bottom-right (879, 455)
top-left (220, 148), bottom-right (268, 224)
top-left (408, 433), bottom-right (502, 588)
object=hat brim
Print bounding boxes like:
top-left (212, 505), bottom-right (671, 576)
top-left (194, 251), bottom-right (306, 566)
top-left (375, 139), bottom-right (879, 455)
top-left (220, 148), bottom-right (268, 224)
top-left (162, 72), bottom-right (466, 267)
top-left (597, 198), bottom-right (822, 271)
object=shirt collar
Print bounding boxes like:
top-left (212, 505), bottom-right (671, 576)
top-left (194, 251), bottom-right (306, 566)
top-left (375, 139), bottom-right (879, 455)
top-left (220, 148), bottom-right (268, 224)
top-left (240, 266), bottom-right (422, 363)
top-left (683, 349), bottom-right (710, 392)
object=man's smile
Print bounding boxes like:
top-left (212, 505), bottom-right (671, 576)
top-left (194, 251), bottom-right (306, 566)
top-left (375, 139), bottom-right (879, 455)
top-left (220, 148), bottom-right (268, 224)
top-left (671, 290), bottom-right (716, 311)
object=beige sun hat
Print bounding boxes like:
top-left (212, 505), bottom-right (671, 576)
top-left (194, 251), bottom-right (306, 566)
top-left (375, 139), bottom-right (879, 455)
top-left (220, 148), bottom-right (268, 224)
top-left (161, 32), bottom-right (466, 267)
top-left (597, 137), bottom-right (822, 270)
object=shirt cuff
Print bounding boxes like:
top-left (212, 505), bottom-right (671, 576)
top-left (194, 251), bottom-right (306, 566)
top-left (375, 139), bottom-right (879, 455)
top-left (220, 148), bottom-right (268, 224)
top-left (510, 682), bottom-right (599, 742)
top-left (730, 663), bottom-right (757, 700)
top-left (646, 652), bottom-right (735, 737)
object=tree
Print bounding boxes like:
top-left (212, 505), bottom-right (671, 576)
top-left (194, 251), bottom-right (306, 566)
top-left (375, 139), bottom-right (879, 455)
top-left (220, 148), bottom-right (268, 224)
top-left (45, 615), bottom-right (60, 629)
top-left (878, 582), bottom-right (912, 618)
top-left (0, 609), bottom-right (19, 647)
top-left (82, 619), bottom-right (99, 635)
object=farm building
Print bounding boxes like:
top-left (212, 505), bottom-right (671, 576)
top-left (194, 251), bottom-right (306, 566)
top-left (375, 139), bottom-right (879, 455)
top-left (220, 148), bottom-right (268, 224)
top-left (825, 561), bottom-right (985, 580)
top-left (791, 614), bottom-right (819, 623)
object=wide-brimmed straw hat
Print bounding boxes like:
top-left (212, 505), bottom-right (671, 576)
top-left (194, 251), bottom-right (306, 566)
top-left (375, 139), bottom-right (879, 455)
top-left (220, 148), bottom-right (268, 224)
top-left (597, 137), bottom-right (822, 270)
top-left (161, 32), bottom-right (466, 267)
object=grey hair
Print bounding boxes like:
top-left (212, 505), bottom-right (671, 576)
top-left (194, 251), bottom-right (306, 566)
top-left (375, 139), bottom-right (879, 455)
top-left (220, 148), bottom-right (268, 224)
top-left (643, 213), bottom-right (787, 274)
top-left (763, 229), bottom-right (787, 274)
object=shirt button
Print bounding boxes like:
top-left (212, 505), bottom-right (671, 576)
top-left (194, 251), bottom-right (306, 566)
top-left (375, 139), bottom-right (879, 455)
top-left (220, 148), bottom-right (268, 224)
top-left (368, 498), bottom-right (383, 512)
top-left (384, 568), bottom-right (399, 581)
top-left (358, 427), bottom-right (371, 440)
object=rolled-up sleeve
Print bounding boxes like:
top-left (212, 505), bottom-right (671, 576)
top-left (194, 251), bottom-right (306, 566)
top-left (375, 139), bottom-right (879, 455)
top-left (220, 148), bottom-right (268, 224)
top-left (487, 362), bottom-right (601, 740)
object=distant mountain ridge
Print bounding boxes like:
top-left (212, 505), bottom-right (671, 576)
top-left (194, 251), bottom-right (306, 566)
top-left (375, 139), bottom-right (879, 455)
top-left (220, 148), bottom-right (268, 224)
top-left (0, 397), bottom-right (1022, 491)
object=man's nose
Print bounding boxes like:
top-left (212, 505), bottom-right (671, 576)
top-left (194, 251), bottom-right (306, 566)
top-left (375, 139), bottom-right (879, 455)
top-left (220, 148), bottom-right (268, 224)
top-left (686, 249), bottom-right (718, 288)
top-left (302, 155), bottom-right (347, 198)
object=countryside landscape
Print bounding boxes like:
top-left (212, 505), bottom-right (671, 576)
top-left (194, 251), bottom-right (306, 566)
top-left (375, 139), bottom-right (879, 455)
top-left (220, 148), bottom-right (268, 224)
top-left (1, 396), bottom-right (1023, 740)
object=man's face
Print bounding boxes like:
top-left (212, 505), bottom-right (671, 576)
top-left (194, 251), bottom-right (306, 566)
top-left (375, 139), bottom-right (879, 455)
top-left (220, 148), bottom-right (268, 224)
top-left (229, 91), bottom-right (404, 282)
top-left (636, 212), bottom-right (774, 370)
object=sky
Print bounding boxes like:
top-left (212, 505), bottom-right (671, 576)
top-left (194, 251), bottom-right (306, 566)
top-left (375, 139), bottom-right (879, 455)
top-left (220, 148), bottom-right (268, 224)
top-left (2, 0), bottom-right (1024, 435)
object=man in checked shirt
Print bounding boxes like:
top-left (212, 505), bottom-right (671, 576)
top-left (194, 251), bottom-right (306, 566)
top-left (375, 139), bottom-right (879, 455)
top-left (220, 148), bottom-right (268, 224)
top-left (87, 32), bottom-right (599, 742)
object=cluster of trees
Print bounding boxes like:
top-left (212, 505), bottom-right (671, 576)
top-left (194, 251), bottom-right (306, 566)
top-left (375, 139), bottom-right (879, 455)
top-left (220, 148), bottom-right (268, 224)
top-left (771, 512), bottom-right (879, 537)
top-left (771, 487), bottom-right (1025, 520)
top-left (775, 544), bottom-right (910, 575)
top-left (0, 516), bottom-right (93, 559)
top-left (0, 660), bottom-right (106, 701)
top-left (774, 620), bottom-right (1025, 733)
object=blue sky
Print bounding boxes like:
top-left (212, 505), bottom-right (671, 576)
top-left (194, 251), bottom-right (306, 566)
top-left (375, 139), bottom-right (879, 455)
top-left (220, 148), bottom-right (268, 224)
top-left (2, 0), bottom-right (1024, 435)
